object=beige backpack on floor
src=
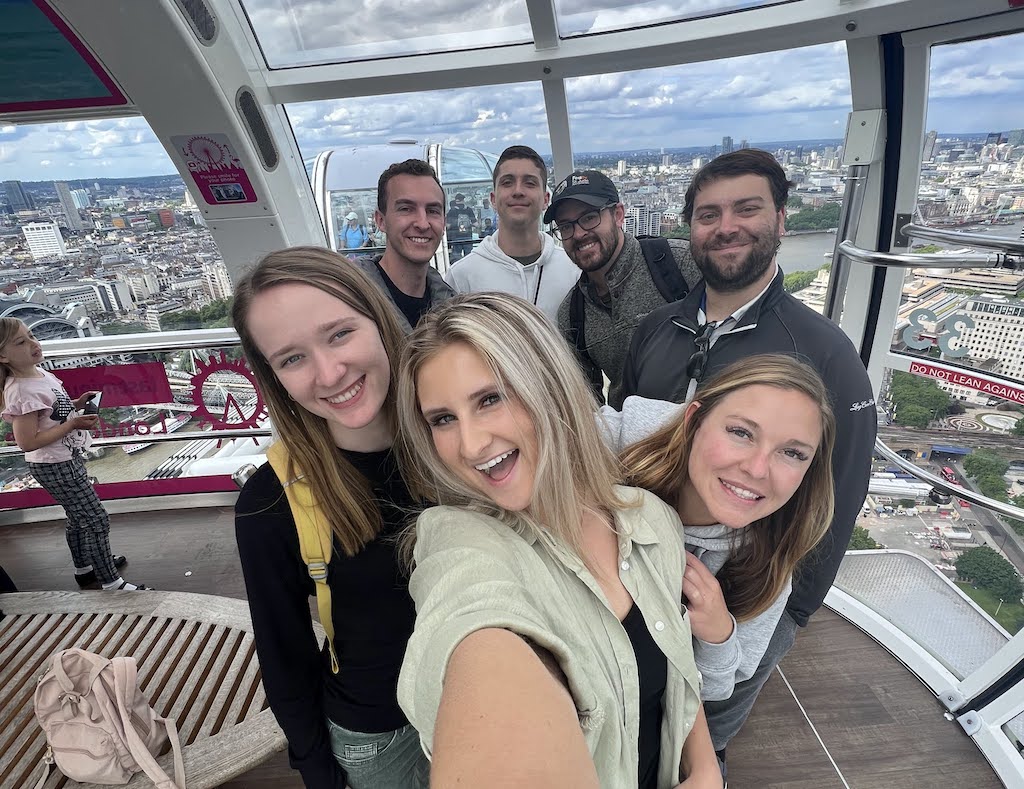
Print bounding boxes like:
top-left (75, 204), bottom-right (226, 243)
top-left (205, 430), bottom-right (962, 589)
top-left (33, 648), bottom-right (186, 788)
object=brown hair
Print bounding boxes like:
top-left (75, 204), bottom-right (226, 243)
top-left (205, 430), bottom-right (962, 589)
top-left (0, 317), bottom-right (27, 412)
top-left (492, 145), bottom-right (548, 186)
top-left (683, 149), bottom-right (793, 224)
top-left (377, 159), bottom-right (443, 213)
top-left (621, 354), bottom-right (835, 621)
top-left (231, 246), bottom-right (406, 556)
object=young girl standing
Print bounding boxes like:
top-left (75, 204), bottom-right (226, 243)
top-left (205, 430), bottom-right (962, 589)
top-left (0, 318), bottom-right (145, 591)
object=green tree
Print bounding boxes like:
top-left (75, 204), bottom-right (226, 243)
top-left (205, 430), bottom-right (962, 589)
top-left (1013, 419), bottom-right (1024, 437)
top-left (894, 404), bottom-right (932, 428)
top-left (956, 546), bottom-right (1024, 603)
top-left (99, 322), bottom-right (147, 336)
top-left (976, 473), bottom-right (1010, 501)
top-left (1006, 493), bottom-right (1024, 537)
top-left (666, 225), bottom-right (690, 240)
top-left (889, 371), bottom-right (949, 420)
top-left (785, 203), bottom-right (841, 231)
top-left (848, 526), bottom-right (881, 550)
top-left (964, 450), bottom-right (1009, 482)
top-left (783, 269), bottom-right (818, 293)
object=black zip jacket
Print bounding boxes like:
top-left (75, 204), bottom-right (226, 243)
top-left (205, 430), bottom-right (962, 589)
top-left (620, 270), bottom-right (876, 626)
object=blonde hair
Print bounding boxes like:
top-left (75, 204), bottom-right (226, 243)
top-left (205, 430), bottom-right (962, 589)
top-left (231, 246), bottom-right (407, 556)
top-left (0, 317), bottom-right (28, 412)
top-left (621, 354), bottom-right (836, 621)
top-left (397, 293), bottom-right (631, 561)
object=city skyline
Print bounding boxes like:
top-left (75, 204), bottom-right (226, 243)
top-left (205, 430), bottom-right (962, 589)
top-left (0, 32), bottom-right (1020, 181)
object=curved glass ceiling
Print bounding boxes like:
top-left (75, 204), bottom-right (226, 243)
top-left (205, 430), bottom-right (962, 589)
top-left (240, 0), bottom-right (532, 68)
top-left (555, 0), bottom-right (791, 38)
top-left (240, 0), bottom-right (793, 68)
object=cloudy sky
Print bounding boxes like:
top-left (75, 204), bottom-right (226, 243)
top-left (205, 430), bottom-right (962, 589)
top-left (1, 26), bottom-right (1021, 182)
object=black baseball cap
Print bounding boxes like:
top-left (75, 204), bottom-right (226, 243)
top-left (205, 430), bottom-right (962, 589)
top-left (543, 170), bottom-right (620, 224)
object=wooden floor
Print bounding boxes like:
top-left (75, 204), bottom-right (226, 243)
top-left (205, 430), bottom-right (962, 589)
top-left (0, 506), bottom-right (1004, 788)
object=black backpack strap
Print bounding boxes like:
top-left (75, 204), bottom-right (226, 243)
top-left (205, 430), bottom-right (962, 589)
top-left (569, 286), bottom-right (587, 355)
top-left (638, 237), bottom-right (688, 303)
top-left (568, 285), bottom-right (605, 403)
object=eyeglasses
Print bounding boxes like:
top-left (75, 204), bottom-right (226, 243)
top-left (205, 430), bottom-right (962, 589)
top-left (551, 204), bottom-right (614, 241)
top-left (685, 322), bottom-right (716, 383)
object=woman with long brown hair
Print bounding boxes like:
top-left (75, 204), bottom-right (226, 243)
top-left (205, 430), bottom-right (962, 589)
top-left (615, 354), bottom-right (836, 750)
top-left (231, 246), bottom-right (427, 789)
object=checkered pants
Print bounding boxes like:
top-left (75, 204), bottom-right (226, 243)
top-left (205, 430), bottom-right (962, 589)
top-left (28, 458), bottom-right (119, 584)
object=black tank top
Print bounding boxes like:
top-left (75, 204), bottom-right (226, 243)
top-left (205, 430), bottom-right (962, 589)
top-left (621, 603), bottom-right (668, 789)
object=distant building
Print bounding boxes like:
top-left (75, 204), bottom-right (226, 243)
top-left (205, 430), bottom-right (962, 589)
top-left (157, 208), bottom-right (175, 228)
top-left (1008, 129), bottom-right (1024, 147)
top-left (70, 189), bottom-right (91, 209)
top-left (913, 266), bottom-right (1024, 298)
top-left (721, 136), bottom-right (734, 155)
top-left (2, 180), bottom-right (33, 212)
top-left (54, 181), bottom-right (84, 233)
top-left (143, 301), bottom-right (189, 332)
top-left (958, 296), bottom-right (1024, 380)
top-left (616, 160), bottom-right (626, 176)
top-left (22, 222), bottom-right (67, 260)
top-left (202, 259), bottom-right (233, 301)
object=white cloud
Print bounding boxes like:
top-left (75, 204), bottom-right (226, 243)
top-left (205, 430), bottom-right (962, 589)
top-left (1, 29), bottom-right (1021, 181)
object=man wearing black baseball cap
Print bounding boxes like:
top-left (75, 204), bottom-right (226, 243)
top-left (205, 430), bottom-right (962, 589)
top-left (550, 170), bottom-right (699, 407)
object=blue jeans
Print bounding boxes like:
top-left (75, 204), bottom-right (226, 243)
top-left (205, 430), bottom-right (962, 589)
top-left (327, 719), bottom-right (429, 789)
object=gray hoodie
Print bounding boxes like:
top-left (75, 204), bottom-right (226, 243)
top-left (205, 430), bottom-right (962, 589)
top-left (599, 395), bottom-right (791, 701)
top-left (444, 231), bottom-right (580, 322)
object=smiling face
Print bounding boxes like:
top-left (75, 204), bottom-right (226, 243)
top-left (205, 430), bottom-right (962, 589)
top-left (374, 174), bottom-right (445, 268)
top-left (245, 282), bottom-right (392, 450)
top-left (689, 173), bottom-right (785, 294)
top-left (678, 384), bottom-right (822, 529)
top-left (554, 198), bottom-right (625, 276)
top-left (491, 157), bottom-right (548, 230)
top-left (416, 341), bottom-right (539, 514)
top-left (0, 322), bottom-right (43, 374)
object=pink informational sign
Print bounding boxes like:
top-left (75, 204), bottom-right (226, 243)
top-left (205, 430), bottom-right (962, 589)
top-left (909, 360), bottom-right (1024, 406)
top-left (53, 363), bottom-right (173, 408)
top-left (170, 133), bottom-right (258, 205)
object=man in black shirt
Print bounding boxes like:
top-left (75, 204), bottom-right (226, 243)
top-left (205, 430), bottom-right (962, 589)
top-left (353, 159), bottom-right (455, 332)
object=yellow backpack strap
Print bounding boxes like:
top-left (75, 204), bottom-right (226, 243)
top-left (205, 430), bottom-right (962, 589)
top-left (266, 443), bottom-right (340, 674)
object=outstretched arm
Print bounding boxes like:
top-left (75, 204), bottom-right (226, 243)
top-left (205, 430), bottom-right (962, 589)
top-left (676, 704), bottom-right (722, 789)
top-left (431, 628), bottom-right (599, 788)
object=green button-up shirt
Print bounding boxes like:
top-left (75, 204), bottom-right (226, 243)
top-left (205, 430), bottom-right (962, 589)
top-left (398, 486), bottom-right (702, 788)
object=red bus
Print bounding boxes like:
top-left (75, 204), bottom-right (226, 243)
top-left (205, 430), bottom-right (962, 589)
top-left (941, 466), bottom-right (957, 483)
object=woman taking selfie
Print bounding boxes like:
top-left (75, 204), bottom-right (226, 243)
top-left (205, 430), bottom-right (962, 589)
top-left (395, 293), bottom-right (719, 789)
top-left (232, 247), bottom-right (427, 789)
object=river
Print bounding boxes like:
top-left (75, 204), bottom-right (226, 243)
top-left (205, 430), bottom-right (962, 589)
top-left (779, 217), bottom-right (1024, 275)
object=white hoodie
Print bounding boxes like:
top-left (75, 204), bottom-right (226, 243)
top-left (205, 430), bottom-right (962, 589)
top-left (444, 231), bottom-right (580, 322)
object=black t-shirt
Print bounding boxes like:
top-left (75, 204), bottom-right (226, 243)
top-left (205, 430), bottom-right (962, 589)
top-left (375, 262), bottom-right (432, 328)
top-left (235, 446), bottom-right (417, 788)
top-left (622, 603), bottom-right (668, 789)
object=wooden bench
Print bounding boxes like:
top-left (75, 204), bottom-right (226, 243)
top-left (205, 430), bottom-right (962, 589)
top-left (0, 591), bottom-right (293, 788)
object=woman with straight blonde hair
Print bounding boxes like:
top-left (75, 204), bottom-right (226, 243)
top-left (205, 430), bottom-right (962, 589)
top-left (395, 293), bottom-right (720, 789)
top-left (232, 246), bottom-right (427, 789)
top-left (612, 354), bottom-right (836, 760)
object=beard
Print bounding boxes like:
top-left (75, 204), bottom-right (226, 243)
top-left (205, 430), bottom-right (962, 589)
top-left (569, 224), bottom-right (622, 274)
top-left (692, 219), bottom-right (780, 292)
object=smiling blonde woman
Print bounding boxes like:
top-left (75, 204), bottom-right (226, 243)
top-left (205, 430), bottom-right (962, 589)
top-left (395, 293), bottom-right (720, 789)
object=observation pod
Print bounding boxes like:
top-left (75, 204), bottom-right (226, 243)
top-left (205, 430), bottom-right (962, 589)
top-left (310, 141), bottom-right (498, 274)
top-left (2, 0), bottom-right (1024, 786)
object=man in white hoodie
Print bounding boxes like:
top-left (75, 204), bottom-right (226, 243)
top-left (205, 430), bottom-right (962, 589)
top-left (444, 145), bottom-right (579, 322)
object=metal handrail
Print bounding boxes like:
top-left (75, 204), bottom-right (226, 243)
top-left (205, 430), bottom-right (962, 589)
top-left (41, 327), bottom-right (241, 360)
top-left (901, 223), bottom-right (1024, 257)
top-left (837, 240), bottom-right (1020, 270)
top-left (0, 427), bottom-right (272, 459)
top-left (874, 438), bottom-right (1024, 522)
